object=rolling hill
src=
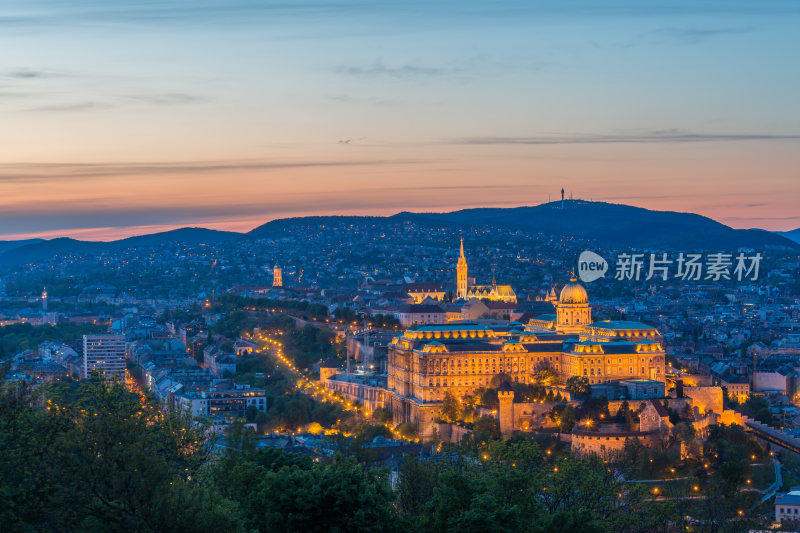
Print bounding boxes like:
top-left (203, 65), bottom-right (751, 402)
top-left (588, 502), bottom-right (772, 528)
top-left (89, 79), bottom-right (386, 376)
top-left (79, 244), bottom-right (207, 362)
top-left (776, 228), bottom-right (800, 245)
top-left (0, 228), bottom-right (242, 270)
top-left (391, 201), bottom-right (797, 250)
top-left (249, 201), bottom-right (798, 251)
top-left (1, 202), bottom-right (796, 271)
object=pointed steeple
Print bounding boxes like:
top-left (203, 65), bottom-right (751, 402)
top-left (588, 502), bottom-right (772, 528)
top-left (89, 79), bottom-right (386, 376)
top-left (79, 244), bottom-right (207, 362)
top-left (456, 237), bottom-right (468, 300)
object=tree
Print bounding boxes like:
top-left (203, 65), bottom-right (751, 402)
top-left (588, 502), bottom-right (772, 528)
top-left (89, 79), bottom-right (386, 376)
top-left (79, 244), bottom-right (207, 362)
top-left (372, 406), bottom-right (393, 425)
top-left (490, 373), bottom-right (512, 388)
top-left (396, 422), bottom-right (418, 439)
top-left (617, 400), bottom-right (637, 431)
top-left (548, 404), bottom-right (576, 433)
top-left (754, 407), bottom-right (772, 425)
top-left (472, 415), bottom-right (501, 442)
top-left (580, 397), bottom-right (609, 421)
top-left (534, 364), bottom-right (559, 386)
top-left (565, 376), bottom-right (590, 398)
top-left (0, 377), bottom-right (241, 532)
top-left (241, 461), bottom-right (396, 532)
top-left (620, 438), bottom-right (645, 467)
top-left (397, 456), bottom-right (438, 516)
top-left (540, 458), bottom-right (623, 530)
top-left (440, 392), bottom-right (462, 423)
top-left (479, 388), bottom-right (499, 410)
top-left (487, 436), bottom-right (543, 470)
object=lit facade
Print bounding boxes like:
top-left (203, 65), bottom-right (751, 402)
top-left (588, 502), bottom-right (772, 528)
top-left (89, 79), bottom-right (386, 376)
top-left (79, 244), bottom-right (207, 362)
top-left (82, 334), bottom-right (126, 379)
top-left (455, 238), bottom-right (517, 303)
top-left (456, 238), bottom-right (468, 299)
top-left (387, 279), bottom-right (666, 436)
top-left (403, 282), bottom-right (446, 303)
top-left (174, 383), bottom-right (266, 423)
top-left (272, 265), bottom-right (283, 287)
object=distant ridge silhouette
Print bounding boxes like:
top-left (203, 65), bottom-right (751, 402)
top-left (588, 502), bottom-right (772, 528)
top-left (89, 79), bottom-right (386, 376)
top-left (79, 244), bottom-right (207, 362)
top-left (0, 201), bottom-right (796, 270)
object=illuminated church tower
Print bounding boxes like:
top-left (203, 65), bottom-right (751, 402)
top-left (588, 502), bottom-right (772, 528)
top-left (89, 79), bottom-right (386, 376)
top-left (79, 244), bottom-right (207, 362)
top-left (456, 238), bottom-right (468, 299)
top-left (272, 265), bottom-right (283, 287)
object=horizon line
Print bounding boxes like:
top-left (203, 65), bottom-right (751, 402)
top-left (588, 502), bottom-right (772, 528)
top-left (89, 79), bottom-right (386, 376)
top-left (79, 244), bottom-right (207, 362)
top-left (1, 199), bottom-right (796, 242)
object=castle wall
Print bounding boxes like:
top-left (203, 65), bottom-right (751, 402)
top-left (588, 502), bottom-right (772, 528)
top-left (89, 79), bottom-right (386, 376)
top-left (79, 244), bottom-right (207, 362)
top-left (322, 377), bottom-right (389, 412)
top-left (683, 386), bottom-right (724, 415)
top-left (390, 394), bottom-right (441, 438)
top-left (571, 430), bottom-right (660, 459)
top-left (511, 402), bottom-right (563, 430)
top-left (436, 423), bottom-right (472, 444)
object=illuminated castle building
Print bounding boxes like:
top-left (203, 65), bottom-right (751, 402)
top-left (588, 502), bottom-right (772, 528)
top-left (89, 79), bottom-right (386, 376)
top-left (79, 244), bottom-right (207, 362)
top-left (387, 277), bottom-right (665, 436)
top-left (455, 238), bottom-right (517, 303)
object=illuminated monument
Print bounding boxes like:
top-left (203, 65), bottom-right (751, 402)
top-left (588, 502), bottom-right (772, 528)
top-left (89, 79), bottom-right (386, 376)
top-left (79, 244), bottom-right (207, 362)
top-left (554, 276), bottom-right (592, 334)
top-left (455, 238), bottom-right (517, 303)
top-left (272, 265), bottom-right (283, 287)
top-left (387, 277), bottom-right (665, 436)
top-left (456, 238), bottom-right (469, 299)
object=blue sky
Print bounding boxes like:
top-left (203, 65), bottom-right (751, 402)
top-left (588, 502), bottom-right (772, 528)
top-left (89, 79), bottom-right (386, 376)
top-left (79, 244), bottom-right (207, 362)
top-left (1, 1), bottom-right (798, 239)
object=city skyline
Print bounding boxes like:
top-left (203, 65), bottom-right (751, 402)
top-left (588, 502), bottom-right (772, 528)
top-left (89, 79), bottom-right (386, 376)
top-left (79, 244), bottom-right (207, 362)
top-left (2, 0), bottom-right (799, 240)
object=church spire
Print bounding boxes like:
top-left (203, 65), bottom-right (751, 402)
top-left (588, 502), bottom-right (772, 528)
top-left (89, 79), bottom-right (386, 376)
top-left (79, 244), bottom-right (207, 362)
top-left (456, 237), bottom-right (468, 300)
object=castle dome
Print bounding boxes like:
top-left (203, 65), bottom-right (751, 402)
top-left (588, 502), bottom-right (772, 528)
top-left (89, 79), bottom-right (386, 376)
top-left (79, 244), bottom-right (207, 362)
top-left (559, 277), bottom-right (588, 304)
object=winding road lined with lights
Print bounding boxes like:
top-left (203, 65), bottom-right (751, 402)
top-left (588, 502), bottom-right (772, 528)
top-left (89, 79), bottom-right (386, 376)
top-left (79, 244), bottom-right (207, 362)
top-left (251, 330), bottom-right (417, 442)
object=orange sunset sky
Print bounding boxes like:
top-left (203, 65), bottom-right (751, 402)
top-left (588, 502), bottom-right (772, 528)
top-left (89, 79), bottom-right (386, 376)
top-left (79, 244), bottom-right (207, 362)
top-left (1, 1), bottom-right (798, 240)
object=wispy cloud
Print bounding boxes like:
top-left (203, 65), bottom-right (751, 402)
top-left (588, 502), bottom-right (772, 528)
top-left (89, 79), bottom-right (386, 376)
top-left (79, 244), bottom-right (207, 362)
top-left (0, 183), bottom-right (535, 239)
top-left (0, 158), bottom-right (430, 183)
top-left (125, 92), bottom-right (208, 105)
top-left (17, 92), bottom-right (208, 112)
top-left (722, 215), bottom-right (800, 222)
top-left (328, 94), bottom-right (400, 107)
top-left (649, 26), bottom-right (754, 45)
top-left (336, 61), bottom-right (462, 79)
top-left (24, 101), bottom-right (112, 112)
top-left (0, 68), bottom-right (64, 79)
top-left (451, 129), bottom-right (800, 145)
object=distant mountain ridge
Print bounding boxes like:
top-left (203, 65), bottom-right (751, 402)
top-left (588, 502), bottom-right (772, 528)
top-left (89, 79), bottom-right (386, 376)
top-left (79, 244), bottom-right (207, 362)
top-left (249, 200), bottom-right (797, 250)
top-left (0, 239), bottom-right (44, 255)
top-left (0, 202), bottom-right (796, 270)
top-left (390, 201), bottom-right (796, 250)
top-left (777, 228), bottom-right (800, 244)
top-left (0, 228), bottom-right (239, 270)
top-left (112, 227), bottom-right (240, 248)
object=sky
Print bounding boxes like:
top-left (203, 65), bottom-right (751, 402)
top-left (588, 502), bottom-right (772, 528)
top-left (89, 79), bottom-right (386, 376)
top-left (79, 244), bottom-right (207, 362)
top-left (1, 0), bottom-right (799, 241)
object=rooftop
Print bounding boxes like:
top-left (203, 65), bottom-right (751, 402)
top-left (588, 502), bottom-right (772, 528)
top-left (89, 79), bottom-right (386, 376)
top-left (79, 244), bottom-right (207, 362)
top-left (407, 323), bottom-right (490, 332)
top-left (589, 320), bottom-right (658, 331)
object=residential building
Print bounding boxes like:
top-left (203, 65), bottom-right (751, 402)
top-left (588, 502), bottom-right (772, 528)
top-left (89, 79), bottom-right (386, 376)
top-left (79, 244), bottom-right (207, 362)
top-left (82, 334), bottom-right (126, 379)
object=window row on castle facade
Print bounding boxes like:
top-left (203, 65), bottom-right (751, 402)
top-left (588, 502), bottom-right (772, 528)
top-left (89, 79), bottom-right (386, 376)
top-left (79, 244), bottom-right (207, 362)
top-left (425, 374), bottom-right (532, 391)
top-left (589, 329), bottom-right (658, 339)
top-left (581, 363), bottom-right (663, 377)
top-left (412, 329), bottom-right (495, 340)
top-left (420, 354), bottom-right (561, 376)
top-left (427, 377), bottom-right (493, 388)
